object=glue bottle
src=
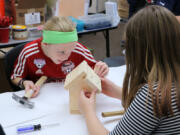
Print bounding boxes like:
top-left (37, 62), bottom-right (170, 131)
top-left (16, 123), bottom-right (60, 134)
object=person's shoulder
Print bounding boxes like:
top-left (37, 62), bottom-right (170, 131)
top-left (73, 42), bottom-right (92, 54)
top-left (72, 42), bottom-right (96, 63)
top-left (24, 38), bottom-right (41, 48)
top-left (20, 39), bottom-right (41, 57)
top-left (136, 84), bottom-right (149, 98)
top-left (136, 83), bottom-right (159, 97)
top-left (23, 38), bottom-right (41, 48)
top-left (139, 83), bottom-right (158, 91)
top-left (75, 42), bottom-right (90, 50)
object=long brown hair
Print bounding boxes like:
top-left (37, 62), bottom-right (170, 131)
top-left (122, 5), bottom-right (180, 117)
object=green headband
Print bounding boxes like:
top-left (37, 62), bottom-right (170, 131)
top-left (42, 29), bottom-right (78, 44)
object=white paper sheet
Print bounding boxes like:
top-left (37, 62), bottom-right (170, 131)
top-left (1, 66), bottom-right (126, 135)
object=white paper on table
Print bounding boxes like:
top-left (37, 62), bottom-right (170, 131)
top-left (1, 66), bottom-right (126, 135)
top-left (35, 82), bottom-right (69, 106)
top-left (0, 92), bottom-right (57, 129)
top-left (0, 83), bottom-right (67, 129)
top-left (107, 65), bottom-right (126, 87)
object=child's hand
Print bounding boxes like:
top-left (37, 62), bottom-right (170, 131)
top-left (101, 78), bottom-right (114, 96)
top-left (101, 78), bottom-right (122, 99)
top-left (79, 90), bottom-right (96, 115)
top-left (23, 80), bottom-right (40, 98)
top-left (94, 61), bottom-right (109, 77)
top-left (176, 16), bottom-right (180, 23)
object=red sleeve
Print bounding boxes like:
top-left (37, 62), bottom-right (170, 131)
top-left (85, 58), bottom-right (96, 69)
top-left (11, 48), bottom-right (28, 80)
top-left (74, 42), bottom-right (97, 69)
top-left (10, 39), bottom-right (41, 80)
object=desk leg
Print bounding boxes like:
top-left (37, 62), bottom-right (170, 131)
top-left (105, 30), bottom-right (110, 57)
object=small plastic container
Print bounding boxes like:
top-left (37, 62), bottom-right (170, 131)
top-left (0, 27), bottom-right (10, 43)
top-left (12, 25), bottom-right (28, 40)
top-left (69, 16), bottom-right (84, 32)
top-left (28, 27), bottom-right (42, 38)
top-left (79, 14), bottom-right (112, 30)
top-left (84, 0), bottom-right (89, 16)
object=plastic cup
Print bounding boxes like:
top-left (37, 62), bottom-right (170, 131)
top-left (0, 27), bottom-right (10, 43)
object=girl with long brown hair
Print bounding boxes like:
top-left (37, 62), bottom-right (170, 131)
top-left (79, 5), bottom-right (180, 135)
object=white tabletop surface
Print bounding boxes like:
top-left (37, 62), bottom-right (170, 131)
top-left (0, 65), bottom-right (126, 135)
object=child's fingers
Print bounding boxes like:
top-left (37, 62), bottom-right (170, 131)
top-left (85, 91), bottom-right (91, 98)
top-left (94, 65), bottom-right (99, 73)
top-left (31, 89), bottom-right (39, 98)
top-left (99, 68), bottom-right (109, 77)
top-left (80, 90), bottom-right (96, 99)
top-left (80, 90), bottom-right (86, 97)
top-left (94, 62), bottom-right (108, 77)
top-left (94, 61), bottom-right (104, 71)
top-left (31, 86), bottom-right (40, 98)
top-left (90, 90), bottom-right (96, 101)
top-left (97, 66), bottom-right (109, 77)
top-left (79, 90), bottom-right (87, 102)
top-left (25, 84), bottom-right (32, 91)
top-left (94, 64), bottom-right (104, 75)
top-left (31, 92), bottom-right (38, 98)
top-left (97, 67), bottom-right (105, 75)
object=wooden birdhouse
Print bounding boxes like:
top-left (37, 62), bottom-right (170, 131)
top-left (64, 61), bottom-right (102, 114)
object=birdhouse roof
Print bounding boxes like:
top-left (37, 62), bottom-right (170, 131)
top-left (64, 61), bottom-right (101, 92)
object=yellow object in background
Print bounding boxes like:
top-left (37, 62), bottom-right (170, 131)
top-left (12, 25), bottom-right (27, 30)
top-left (12, 25), bottom-right (28, 40)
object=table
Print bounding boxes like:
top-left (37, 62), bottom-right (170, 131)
top-left (78, 25), bottom-right (118, 57)
top-left (0, 25), bottom-right (118, 57)
top-left (0, 65), bottom-right (126, 135)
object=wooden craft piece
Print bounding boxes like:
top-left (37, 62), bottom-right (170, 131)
top-left (64, 61), bottom-right (101, 114)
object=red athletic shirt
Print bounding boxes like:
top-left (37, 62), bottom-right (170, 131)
top-left (11, 38), bottom-right (96, 82)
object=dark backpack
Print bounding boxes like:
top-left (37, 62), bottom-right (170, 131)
top-left (128, 0), bottom-right (147, 17)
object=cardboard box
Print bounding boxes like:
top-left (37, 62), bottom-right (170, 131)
top-left (118, 0), bottom-right (129, 18)
top-left (15, 0), bottom-right (46, 28)
top-left (58, 0), bottom-right (85, 18)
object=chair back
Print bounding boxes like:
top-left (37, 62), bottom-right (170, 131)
top-left (4, 43), bottom-right (26, 91)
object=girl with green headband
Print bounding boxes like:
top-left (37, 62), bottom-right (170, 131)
top-left (11, 16), bottom-right (109, 98)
